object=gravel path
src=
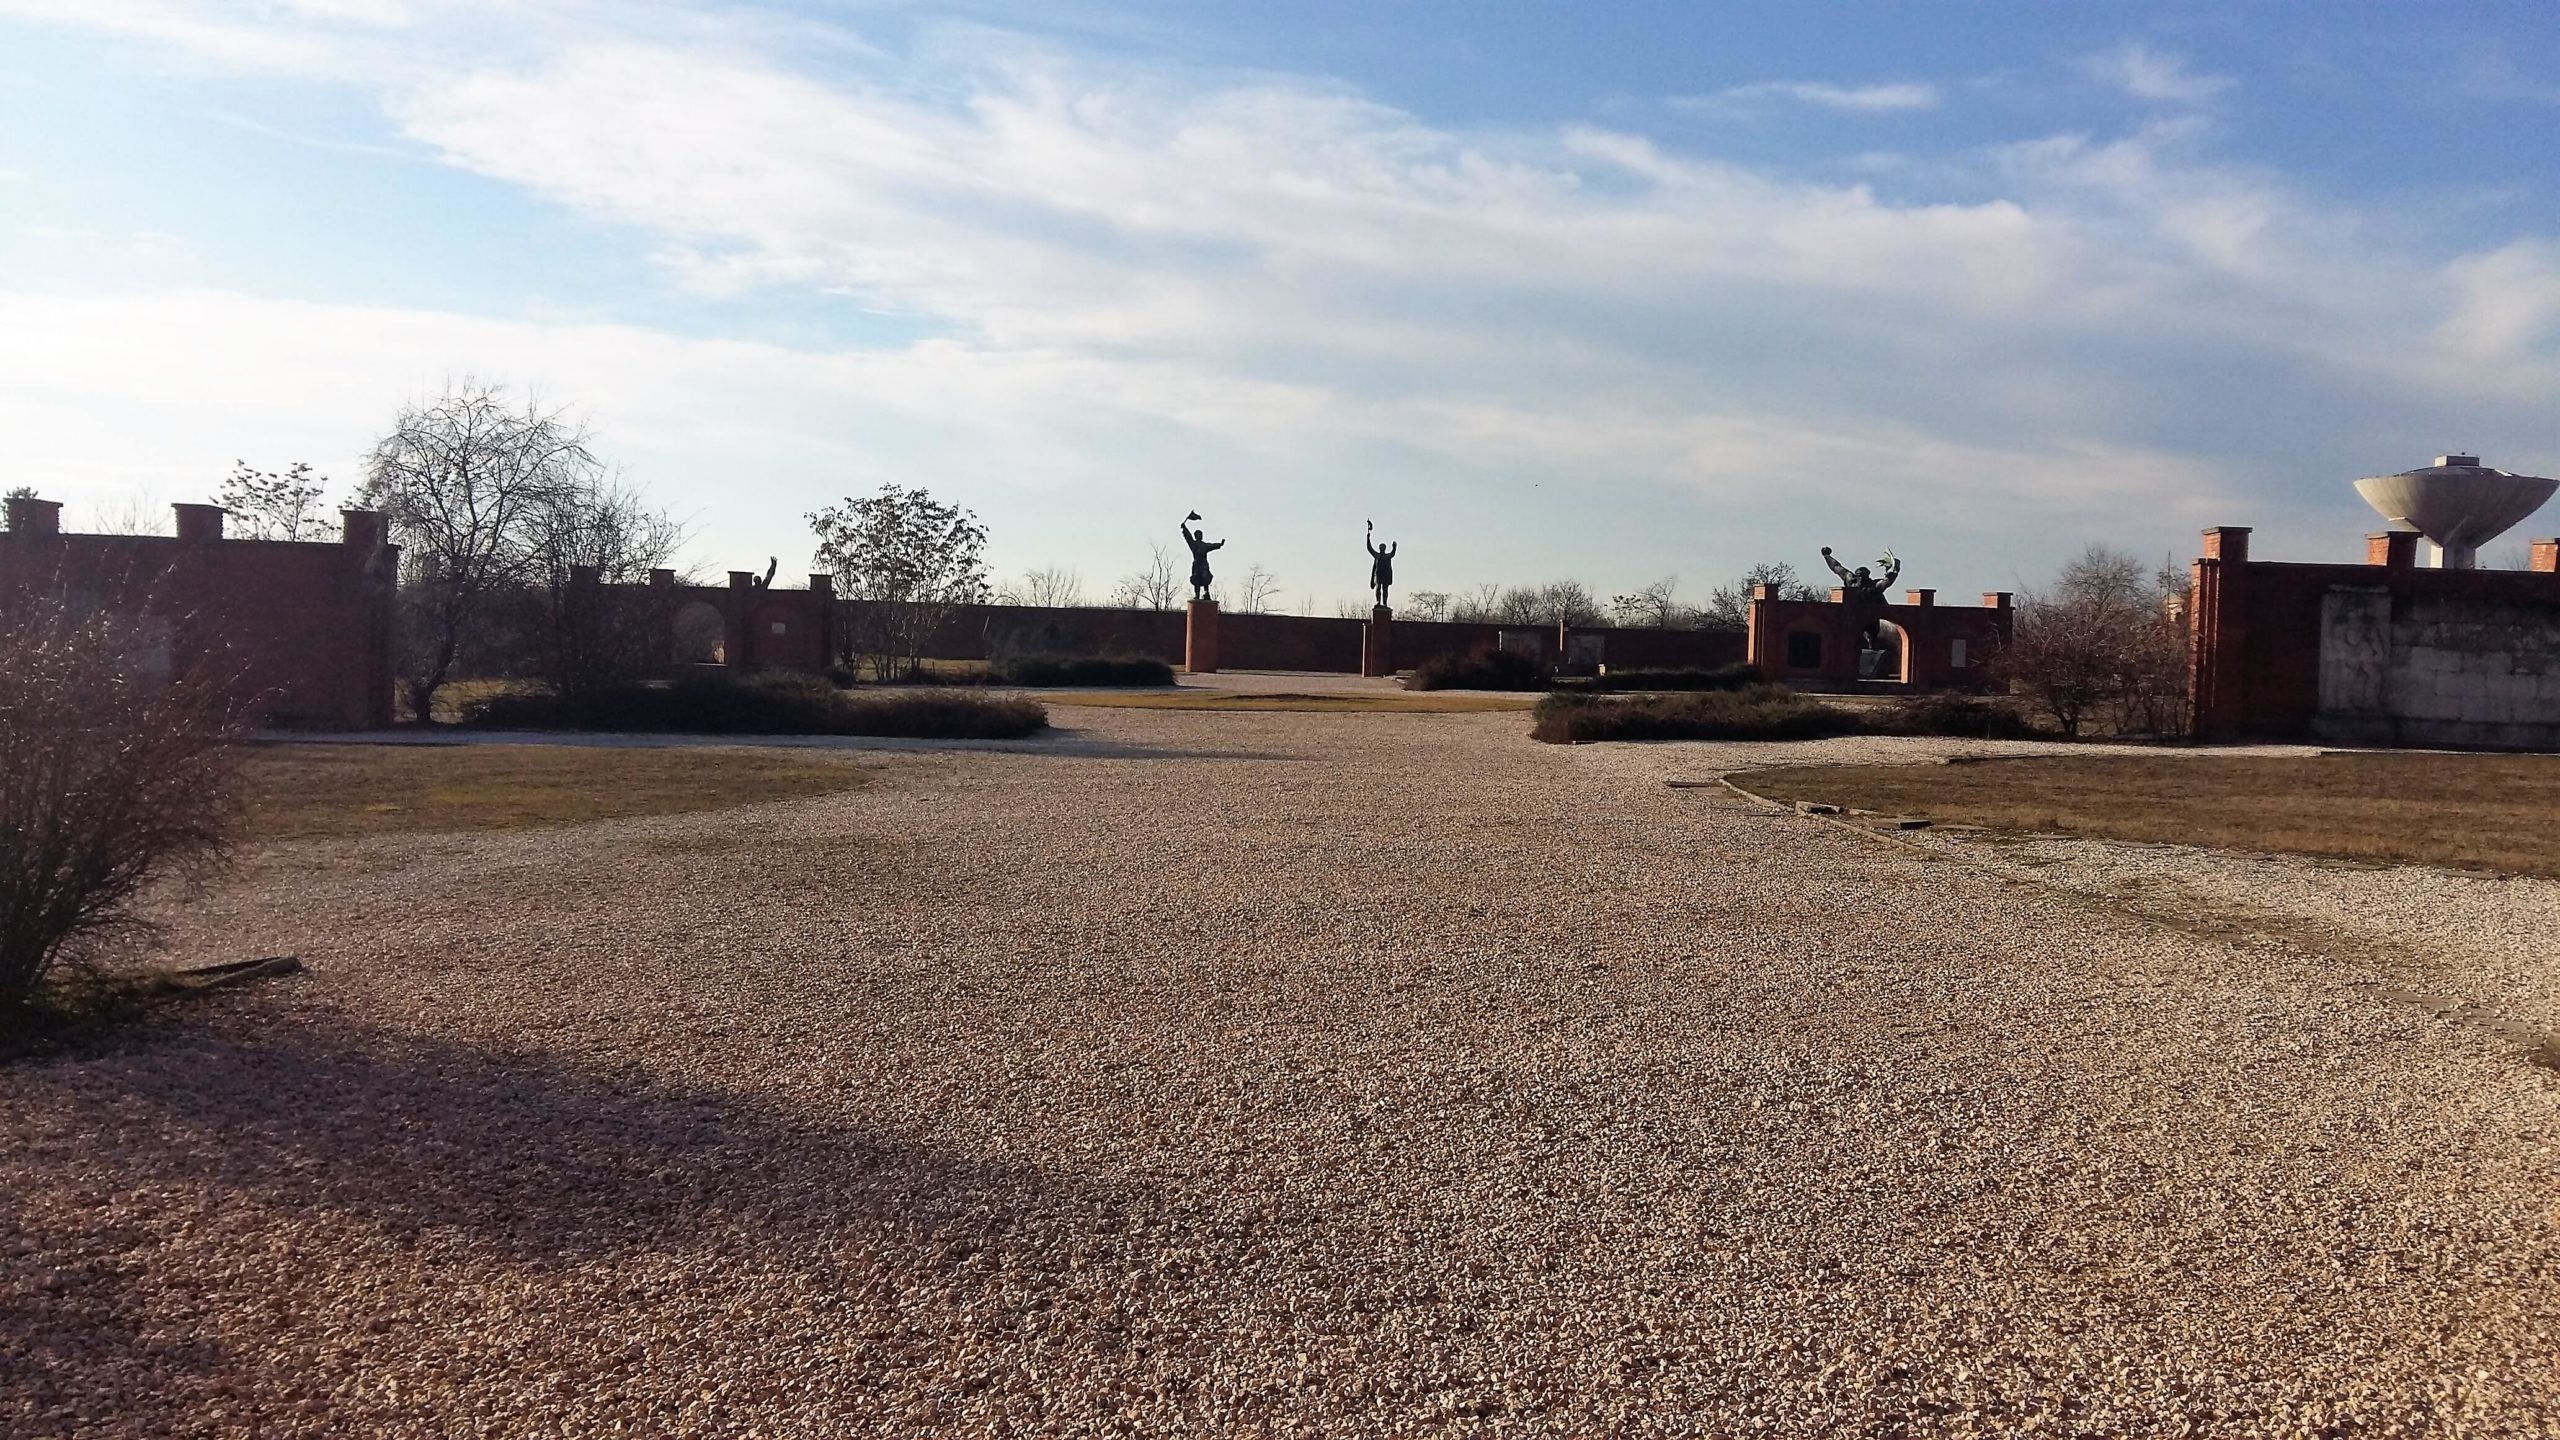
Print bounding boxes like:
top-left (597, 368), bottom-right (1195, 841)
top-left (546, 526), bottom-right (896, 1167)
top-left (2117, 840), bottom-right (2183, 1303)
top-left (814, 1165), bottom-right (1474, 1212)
top-left (6, 709), bottom-right (2557, 1436)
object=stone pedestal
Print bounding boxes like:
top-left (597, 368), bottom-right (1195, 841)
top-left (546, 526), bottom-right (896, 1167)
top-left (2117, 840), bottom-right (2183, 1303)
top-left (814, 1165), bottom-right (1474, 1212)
top-left (1361, 605), bottom-right (1394, 678)
top-left (1185, 598), bottom-right (1221, 673)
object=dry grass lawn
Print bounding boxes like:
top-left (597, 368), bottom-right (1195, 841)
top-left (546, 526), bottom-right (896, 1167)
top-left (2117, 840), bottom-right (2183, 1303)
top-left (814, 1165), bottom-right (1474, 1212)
top-left (1050, 690), bottom-right (1535, 713)
top-left (241, 743), bottom-right (869, 841)
top-left (1734, 751), bottom-right (2560, 879)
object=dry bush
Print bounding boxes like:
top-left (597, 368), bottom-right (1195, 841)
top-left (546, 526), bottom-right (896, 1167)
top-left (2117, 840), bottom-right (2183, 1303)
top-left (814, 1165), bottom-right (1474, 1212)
top-left (1531, 684), bottom-right (1860, 743)
top-left (1406, 648), bottom-right (1550, 691)
top-left (2002, 545), bottom-right (2188, 737)
top-left (0, 590), bottom-right (250, 1022)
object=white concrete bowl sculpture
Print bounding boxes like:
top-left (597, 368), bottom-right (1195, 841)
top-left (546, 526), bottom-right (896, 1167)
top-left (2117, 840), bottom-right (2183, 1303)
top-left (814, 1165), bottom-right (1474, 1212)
top-left (2354, 454), bottom-right (2558, 569)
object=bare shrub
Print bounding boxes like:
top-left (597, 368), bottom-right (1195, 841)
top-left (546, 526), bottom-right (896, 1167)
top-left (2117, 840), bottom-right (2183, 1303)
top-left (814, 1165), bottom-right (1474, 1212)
top-left (0, 589), bottom-right (249, 1020)
top-left (2003, 545), bottom-right (2189, 737)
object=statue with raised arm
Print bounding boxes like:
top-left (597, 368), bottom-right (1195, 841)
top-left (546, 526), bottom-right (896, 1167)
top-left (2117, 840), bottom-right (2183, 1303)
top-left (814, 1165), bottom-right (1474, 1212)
top-left (1181, 511), bottom-right (1225, 602)
top-left (1365, 520), bottom-right (1398, 609)
top-left (1821, 545), bottom-right (1899, 607)
top-left (1823, 546), bottom-right (1903, 664)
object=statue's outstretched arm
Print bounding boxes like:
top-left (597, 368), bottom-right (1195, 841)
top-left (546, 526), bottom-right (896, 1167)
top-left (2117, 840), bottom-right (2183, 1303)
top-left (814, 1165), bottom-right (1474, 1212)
top-left (1209, 539), bottom-right (1226, 552)
top-left (1879, 558), bottom-right (1901, 588)
top-left (1822, 549), bottom-right (1855, 583)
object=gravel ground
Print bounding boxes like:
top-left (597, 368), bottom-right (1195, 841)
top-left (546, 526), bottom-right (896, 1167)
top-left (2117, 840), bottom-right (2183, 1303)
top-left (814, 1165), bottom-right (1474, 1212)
top-left (6, 708), bottom-right (2558, 1436)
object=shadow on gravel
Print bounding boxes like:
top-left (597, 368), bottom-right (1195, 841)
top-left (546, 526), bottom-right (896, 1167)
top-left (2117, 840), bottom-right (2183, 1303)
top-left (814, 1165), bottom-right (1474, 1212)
top-left (3, 1015), bottom-right (1138, 1430)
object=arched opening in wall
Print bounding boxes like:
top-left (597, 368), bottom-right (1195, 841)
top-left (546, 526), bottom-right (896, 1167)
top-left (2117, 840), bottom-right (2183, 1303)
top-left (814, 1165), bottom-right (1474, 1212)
top-left (672, 600), bottom-right (726, 665)
top-left (1861, 618), bottom-right (1908, 683)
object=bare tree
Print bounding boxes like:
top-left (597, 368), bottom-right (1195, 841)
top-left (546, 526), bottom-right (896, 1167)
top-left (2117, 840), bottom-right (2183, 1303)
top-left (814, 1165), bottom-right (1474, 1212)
top-left (360, 381), bottom-right (601, 720)
top-left (1015, 566), bottom-right (1086, 608)
top-left (1238, 564), bottom-right (1283, 614)
top-left (217, 460), bottom-right (334, 541)
top-left (811, 482), bottom-right (991, 681)
top-left (1492, 580), bottom-right (1603, 627)
top-left (526, 476), bottom-right (686, 699)
top-left (1449, 581), bottom-right (1505, 623)
top-left (2002, 544), bottom-right (2188, 737)
top-left (1400, 589), bottom-right (1453, 622)
top-left (84, 493), bottom-right (168, 537)
top-left (1702, 561), bottom-right (1823, 628)
top-left (1107, 542), bottom-right (1182, 611)
top-left (1609, 575), bottom-right (1691, 629)
top-left (0, 588), bottom-right (249, 1020)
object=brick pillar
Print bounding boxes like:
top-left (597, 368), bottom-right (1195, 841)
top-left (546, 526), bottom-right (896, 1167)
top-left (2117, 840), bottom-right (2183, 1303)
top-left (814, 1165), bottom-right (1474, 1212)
top-left (2201, 525), bottom-right (2251, 564)
top-left (1980, 591), bottom-right (2013, 610)
top-left (726, 571), bottom-right (757, 670)
top-left (4, 494), bottom-right (61, 537)
top-left (2367, 531), bottom-right (2418, 570)
top-left (1904, 589), bottom-right (1935, 607)
top-left (173, 502), bottom-right (225, 542)
top-left (1361, 605), bottom-right (1393, 677)
top-left (1744, 582), bottom-right (1780, 672)
top-left (1185, 598), bottom-right (1221, 673)
top-left (2531, 539), bottom-right (2559, 574)
top-left (2187, 527), bottom-right (2252, 741)
top-left (810, 574), bottom-right (836, 666)
top-left (340, 509), bottom-right (387, 550)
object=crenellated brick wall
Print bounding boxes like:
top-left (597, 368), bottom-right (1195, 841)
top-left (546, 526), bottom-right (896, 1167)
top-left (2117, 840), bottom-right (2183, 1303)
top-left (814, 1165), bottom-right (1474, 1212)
top-left (1743, 586), bottom-right (2012, 691)
top-left (1, 496), bottom-right (398, 728)
top-left (841, 599), bottom-right (1747, 676)
top-left (2188, 525), bottom-right (2560, 746)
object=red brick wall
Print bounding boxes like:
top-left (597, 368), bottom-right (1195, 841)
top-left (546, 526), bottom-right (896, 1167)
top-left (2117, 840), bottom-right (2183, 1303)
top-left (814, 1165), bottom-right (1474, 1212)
top-left (1745, 592), bottom-right (2010, 691)
top-left (2188, 529), bottom-right (2560, 740)
top-left (0, 507), bottom-right (397, 728)
top-left (849, 600), bottom-right (1747, 675)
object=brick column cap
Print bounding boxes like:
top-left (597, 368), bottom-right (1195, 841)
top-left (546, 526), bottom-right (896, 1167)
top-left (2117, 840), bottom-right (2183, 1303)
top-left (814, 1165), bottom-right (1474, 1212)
top-left (2200, 525), bottom-right (2252, 563)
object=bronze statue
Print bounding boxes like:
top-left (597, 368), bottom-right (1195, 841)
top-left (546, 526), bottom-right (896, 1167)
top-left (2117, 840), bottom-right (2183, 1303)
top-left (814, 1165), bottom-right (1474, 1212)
top-left (1821, 545), bottom-right (1898, 606)
top-left (1181, 512), bottom-right (1225, 602)
top-left (1823, 546), bottom-right (1902, 662)
top-left (1365, 520), bottom-right (1398, 609)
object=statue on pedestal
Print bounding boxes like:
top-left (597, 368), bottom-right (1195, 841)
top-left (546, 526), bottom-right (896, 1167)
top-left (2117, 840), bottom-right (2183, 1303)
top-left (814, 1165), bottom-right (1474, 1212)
top-left (1823, 546), bottom-right (1902, 675)
top-left (1181, 512), bottom-right (1225, 602)
top-left (1365, 520), bottom-right (1398, 609)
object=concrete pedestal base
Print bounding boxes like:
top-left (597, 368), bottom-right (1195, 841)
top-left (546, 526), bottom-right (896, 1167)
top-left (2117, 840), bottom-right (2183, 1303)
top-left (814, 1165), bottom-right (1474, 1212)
top-left (1361, 605), bottom-right (1393, 678)
top-left (1185, 598), bottom-right (1221, 673)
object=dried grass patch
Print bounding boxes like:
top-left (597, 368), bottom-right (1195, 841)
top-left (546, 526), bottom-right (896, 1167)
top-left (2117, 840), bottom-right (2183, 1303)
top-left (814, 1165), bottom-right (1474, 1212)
top-left (1734, 752), bottom-right (2560, 879)
top-left (242, 743), bottom-right (870, 842)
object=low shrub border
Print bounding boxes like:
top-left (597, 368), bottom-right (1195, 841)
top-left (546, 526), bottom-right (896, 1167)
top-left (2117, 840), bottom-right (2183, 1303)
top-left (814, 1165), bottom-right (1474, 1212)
top-left (1405, 648), bottom-right (1550, 692)
top-left (1531, 685), bottom-right (2044, 745)
top-left (463, 673), bottom-right (1049, 739)
top-left (1584, 662), bottom-right (1765, 693)
top-left (992, 653), bottom-right (1178, 687)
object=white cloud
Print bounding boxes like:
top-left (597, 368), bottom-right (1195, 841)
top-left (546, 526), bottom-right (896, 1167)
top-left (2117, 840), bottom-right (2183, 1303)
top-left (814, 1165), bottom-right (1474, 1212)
top-left (2, 4), bottom-right (2557, 590)
top-left (1680, 80), bottom-right (1941, 115)
top-left (2087, 42), bottom-right (2234, 107)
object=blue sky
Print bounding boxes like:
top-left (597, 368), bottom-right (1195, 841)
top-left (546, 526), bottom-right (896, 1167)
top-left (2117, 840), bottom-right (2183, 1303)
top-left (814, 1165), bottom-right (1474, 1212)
top-left (3, 1), bottom-right (2557, 612)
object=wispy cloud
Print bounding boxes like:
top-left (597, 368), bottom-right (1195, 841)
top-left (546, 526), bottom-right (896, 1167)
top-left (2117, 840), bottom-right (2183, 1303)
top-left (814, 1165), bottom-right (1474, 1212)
top-left (2087, 41), bottom-right (2234, 106)
top-left (1678, 80), bottom-right (1941, 115)
top-left (1, 2), bottom-right (2555, 589)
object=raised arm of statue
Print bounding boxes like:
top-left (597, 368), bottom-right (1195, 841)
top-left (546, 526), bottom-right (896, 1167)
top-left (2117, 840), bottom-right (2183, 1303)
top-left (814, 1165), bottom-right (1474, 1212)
top-left (1821, 546), bottom-right (1855, 584)
top-left (1876, 553), bottom-right (1901, 589)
